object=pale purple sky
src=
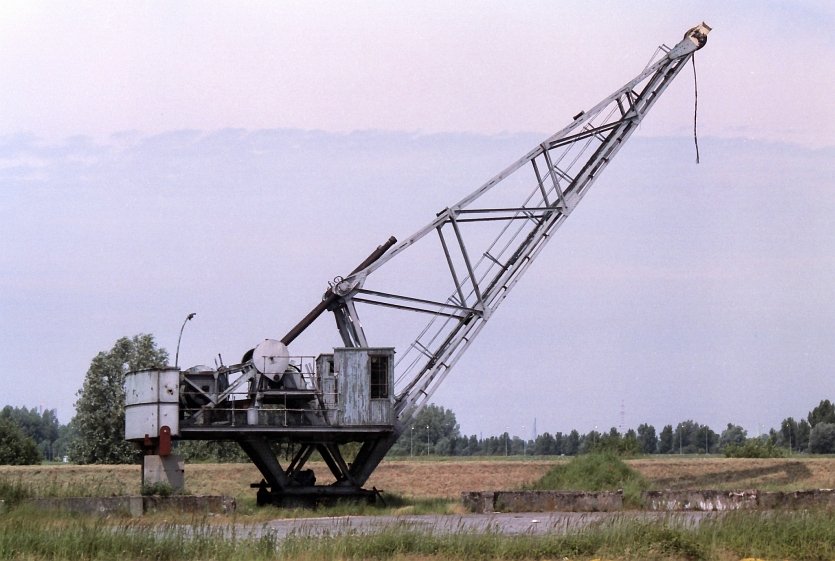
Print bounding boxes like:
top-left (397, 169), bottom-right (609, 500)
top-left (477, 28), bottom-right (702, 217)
top-left (1, 1), bottom-right (833, 146)
top-left (1, 2), bottom-right (834, 439)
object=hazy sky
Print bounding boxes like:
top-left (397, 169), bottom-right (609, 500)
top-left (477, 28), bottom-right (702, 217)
top-left (2, 2), bottom-right (835, 441)
top-left (2, 1), bottom-right (834, 146)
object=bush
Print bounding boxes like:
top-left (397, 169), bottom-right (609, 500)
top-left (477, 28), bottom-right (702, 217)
top-left (523, 452), bottom-right (648, 506)
top-left (723, 438), bottom-right (787, 458)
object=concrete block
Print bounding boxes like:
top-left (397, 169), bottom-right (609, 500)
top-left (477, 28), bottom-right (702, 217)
top-left (143, 495), bottom-right (236, 514)
top-left (143, 454), bottom-right (185, 492)
top-left (463, 488), bottom-right (835, 513)
top-left (25, 495), bottom-right (234, 517)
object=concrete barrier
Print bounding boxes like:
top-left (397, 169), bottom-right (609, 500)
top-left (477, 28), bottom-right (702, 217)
top-left (642, 490), bottom-right (758, 511)
top-left (757, 489), bottom-right (835, 510)
top-left (142, 495), bottom-right (236, 515)
top-left (463, 491), bottom-right (623, 513)
top-left (463, 489), bottom-right (835, 513)
top-left (25, 495), bottom-right (235, 517)
top-left (26, 496), bottom-right (144, 517)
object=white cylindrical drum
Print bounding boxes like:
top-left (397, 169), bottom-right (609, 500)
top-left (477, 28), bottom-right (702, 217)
top-left (251, 339), bottom-right (290, 381)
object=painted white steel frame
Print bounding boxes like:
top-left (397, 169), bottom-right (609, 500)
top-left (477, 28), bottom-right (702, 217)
top-left (332, 24), bottom-right (711, 436)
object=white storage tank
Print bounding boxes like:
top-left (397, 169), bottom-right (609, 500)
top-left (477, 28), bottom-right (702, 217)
top-left (124, 367), bottom-right (181, 441)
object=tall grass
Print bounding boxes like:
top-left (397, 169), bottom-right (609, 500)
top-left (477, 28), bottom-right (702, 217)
top-left (3, 507), bottom-right (834, 560)
top-left (703, 510), bottom-right (835, 560)
top-left (0, 478), bottom-right (31, 507)
top-left (0, 474), bottom-right (131, 503)
top-left (281, 511), bottom-right (835, 561)
top-left (0, 508), bottom-right (277, 560)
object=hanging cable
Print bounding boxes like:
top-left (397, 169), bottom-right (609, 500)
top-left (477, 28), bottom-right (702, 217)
top-left (692, 54), bottom-right (700, 164)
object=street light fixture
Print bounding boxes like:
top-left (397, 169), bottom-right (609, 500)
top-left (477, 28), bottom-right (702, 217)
top-left (175, 313), bottom-right (197, 368)
top-left (505, 427), bottom-right (509, 456)
top-left (426, 425), bottom-right (430, 456)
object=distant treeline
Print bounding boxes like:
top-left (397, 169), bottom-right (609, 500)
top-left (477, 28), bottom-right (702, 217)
top-left (3, 399), bottom-right (835, 465)
top-left (385, 400), bottom-right (835, 458)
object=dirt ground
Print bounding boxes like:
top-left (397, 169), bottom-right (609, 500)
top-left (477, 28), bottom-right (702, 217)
top-left (2, 456), bottom-right (834, 500)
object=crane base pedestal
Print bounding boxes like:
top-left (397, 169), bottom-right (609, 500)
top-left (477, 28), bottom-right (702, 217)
top-left (142, 454), bottom-right (185, 493)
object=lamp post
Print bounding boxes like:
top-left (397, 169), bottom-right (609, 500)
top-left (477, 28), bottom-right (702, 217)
top-left (175, 313), bottom-right (197, 368)
top-left (410, 426), bottom-right (414, 458)
top-left (426, 425), bottom-right (430, 456)
top-left (679, 425), bottom-right (683, 455)
top-left (522, 424), bottom-right (526, 456)
top-left (505, 427), bottom-right (509, 456)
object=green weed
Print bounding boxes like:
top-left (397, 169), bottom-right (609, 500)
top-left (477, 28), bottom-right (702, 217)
top-left (522, 452), bottom-right (649, 506)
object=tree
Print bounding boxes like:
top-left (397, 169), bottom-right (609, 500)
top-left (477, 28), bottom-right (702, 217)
top-left (388, 403), bottom-right (460, 456)
top-left (580, 429), bottom-right (602, 454)
top-left (693, 424), bottom-right (718, 454)
top-left (176, 440), bottom-right (248, 462)
top-left (53, 422), bottom-right (76, 461)
top-left (637, 423), bottom-right (658, 454)
top-left (797, 419), bottom-right (811, 451)
top-left (621, 428), bottom-right (641, 456)
top-left (808, 422), bottom-right (835, 454)
top-left (1, 406), bottom-right (61, 461)
top-left (0, 418), bottom-right (41, 465)
top-left (69, 334), bottom-right (168, 464)
top-left (533, 432), bottom-right (556, 455)
top-left (673, 420), bottom-right (711, 454)
top-left (658, 425), bottom-right (674, 454)
top-left (778, 417), bottom-right (799, 452)
top-left (808, 399), bottom-right (835, 428)
top-left (719, 423), bottom-right (746, 451)
top-left (564, 430), bottom-right (580, 456)
top-left (467, 434), bottom-right (481, 456)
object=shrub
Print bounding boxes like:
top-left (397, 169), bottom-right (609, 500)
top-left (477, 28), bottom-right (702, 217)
top-left (523, 452), bottom-right (648, 506)
top-left (723, 438), bottom-right (787, 458)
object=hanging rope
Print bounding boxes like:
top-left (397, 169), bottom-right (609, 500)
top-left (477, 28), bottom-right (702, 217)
top-left (692, 54), bottom-right (700, 164)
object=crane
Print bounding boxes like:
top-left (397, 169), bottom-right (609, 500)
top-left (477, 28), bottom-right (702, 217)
top-left (125, 23), bottom-right (711, 506)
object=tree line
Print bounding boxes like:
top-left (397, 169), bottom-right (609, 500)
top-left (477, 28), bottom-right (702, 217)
top-left (2, 333), bottom-right (835, 464)
top-left (389, 401), bottom-right (835, 458)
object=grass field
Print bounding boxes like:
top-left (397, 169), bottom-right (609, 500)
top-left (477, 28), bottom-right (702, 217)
top-left (3, 457), bottom-right (835, 560)
top-left (2, 504), bottom-right (834, 560)
top-left (2, 455), bottom-right (834, 501)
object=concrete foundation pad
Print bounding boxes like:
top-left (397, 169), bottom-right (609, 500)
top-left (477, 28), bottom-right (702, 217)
top-left (463, 489), bottom-right (835, 513)
top-left (25, 495), bottom-right (235, 517)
